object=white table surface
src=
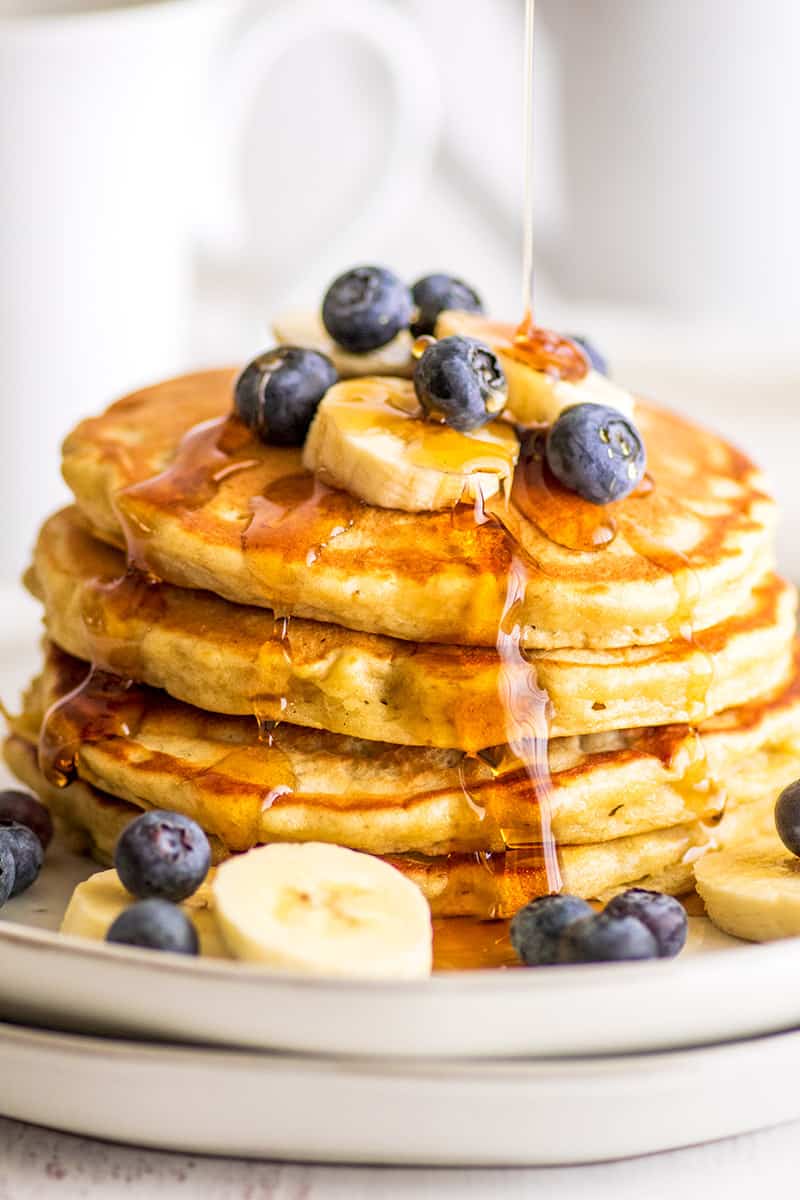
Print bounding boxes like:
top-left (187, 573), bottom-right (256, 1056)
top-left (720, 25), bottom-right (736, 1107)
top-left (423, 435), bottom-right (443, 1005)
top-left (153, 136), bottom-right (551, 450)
top-left (0, 1113), bottom-right (798, 1198)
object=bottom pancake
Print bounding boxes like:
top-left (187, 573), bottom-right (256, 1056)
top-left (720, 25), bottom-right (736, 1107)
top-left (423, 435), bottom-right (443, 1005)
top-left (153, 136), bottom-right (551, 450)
top-left (3, 734), bottom-right (785, 917)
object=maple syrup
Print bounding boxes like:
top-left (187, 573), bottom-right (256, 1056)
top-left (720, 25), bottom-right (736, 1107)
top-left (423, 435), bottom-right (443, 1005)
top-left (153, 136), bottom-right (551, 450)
top-left (446, 0), bottom-right (567, 903)
top-left (520, 0), bottom-right (536, 326)
top-left (79, 568), bottom-right (167, 679)
top-left (317, 378), bottom-right (518, 483)
top-left (38, 663), bottom-right (146, 789)
top-left (113, 414), bottom-right (261, 576)
top-left (432, 917), bottom-right (518, 971)
top-left (252, 614), bottom-right (293, 742)
top-left (511, 431), bottom-right (617, 551)
top-left (493, 555), bottom-right (562, 894)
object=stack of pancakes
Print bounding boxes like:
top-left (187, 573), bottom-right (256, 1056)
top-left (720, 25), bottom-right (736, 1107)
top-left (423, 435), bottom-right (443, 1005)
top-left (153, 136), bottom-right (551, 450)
top-left (5, 368), bottom-right (800, 917)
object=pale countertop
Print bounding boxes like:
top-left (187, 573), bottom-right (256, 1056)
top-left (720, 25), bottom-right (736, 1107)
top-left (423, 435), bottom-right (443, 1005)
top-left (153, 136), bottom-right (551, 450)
top-left (1, 1115), bottom-right (799, 1198)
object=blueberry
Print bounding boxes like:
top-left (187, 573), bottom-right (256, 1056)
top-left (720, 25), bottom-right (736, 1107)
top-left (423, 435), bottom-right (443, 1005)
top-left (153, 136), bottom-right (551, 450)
top-left (545, 403), bottom-right (646, 505)
top-left (235, 346), bottom-right (337, 447)
top-left (413, 335), bottom-right (507, 432)
top-left (510, 894), bottom-right (593, 966)
top-left (411, 273), bottom-right (483, 337)
top-left (114, 810), bottom-right (210, 903)
top-left (604, 889), bottom-right (687, 958)
top-left (0, 821), bottom-right (43, 897)
top-left (106, 899), bottom-right (199, 955)
top-left (775, 779), bottom-right (800, 856)
top-left (568, 335), bottom-right (608, 376)
top-left (0, 790), bottom-right (53, 850)
top-left (0, 842), bottom-right (15, 908)
top-left (558, 911), bottom-right (659, 964)
top-left (321, 266), bottom-right (413, 352)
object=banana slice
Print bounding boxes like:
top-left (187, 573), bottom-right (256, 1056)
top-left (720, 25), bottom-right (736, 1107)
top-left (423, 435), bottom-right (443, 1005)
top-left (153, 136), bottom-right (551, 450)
top-left (695, 835), bottom-right (800, 942)
top-left (212, 842), bottom-right (433, 978)
top-left (303, 377), bottom-right (519, 512)
top-left (61, 868), bottom-right (231, 958)
top-left (272, 309), bottom-right (414, 378)
top-left (435, 310), bottom-right (635, 425)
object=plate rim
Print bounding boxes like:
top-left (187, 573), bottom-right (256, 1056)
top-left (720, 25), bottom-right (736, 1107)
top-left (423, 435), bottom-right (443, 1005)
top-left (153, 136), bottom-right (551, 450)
top-left (0, 908), bottom-right (796, 994)
top-left (2, 1015), bottom-right (800, 1167)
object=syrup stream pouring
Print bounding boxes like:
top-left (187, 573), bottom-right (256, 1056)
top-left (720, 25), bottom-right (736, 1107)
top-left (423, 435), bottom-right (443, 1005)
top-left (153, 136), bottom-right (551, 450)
top-left (485, 0), bottom-right (563, 896)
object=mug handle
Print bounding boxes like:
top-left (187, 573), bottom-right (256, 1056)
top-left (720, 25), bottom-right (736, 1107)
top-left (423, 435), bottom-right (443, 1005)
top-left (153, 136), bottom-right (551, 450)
top-left (201, 0), bottom-right (442, 305)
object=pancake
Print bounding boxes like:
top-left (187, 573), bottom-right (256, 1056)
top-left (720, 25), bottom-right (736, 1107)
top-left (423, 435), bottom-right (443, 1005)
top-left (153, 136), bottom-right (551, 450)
top-left (12, 642), bottom-right (800, 858)
top-left (2, 734), bottom-right (779, 917)
top-left (61, 369), bottom-right (776, 650)
top-left (30, 507), bottom-right (797, 747)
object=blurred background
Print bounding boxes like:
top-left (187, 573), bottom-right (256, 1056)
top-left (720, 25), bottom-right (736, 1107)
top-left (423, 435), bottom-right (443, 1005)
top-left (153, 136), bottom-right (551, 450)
top-left (1, 0), bottom-right (798, 583)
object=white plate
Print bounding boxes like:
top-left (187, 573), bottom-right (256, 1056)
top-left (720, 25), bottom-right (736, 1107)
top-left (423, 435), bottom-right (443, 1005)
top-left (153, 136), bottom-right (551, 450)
top-left (1, 1017), bottom-right (800, 1165)
top-left (3, 591), bottom-right (800, 1062)
top-left (5, 807), bottom-right (800, 1061)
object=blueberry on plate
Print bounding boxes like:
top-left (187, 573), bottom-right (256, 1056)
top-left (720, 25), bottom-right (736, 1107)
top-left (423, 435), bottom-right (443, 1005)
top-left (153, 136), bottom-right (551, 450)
top-left (510, 894), bottom-right (593, 966)
top-left (0, 789), bottom-right (53, 850)
top-left (568, 334), bottom-right (608, 376)
top-left (413, 335), bottom-right (507, 432)
top-left (0, 842), bottom-right (15, 908)
top-left (235, 346), bottom-right (337, 447)
top-left (106, 899), bottom-right (199, 955)
top-left (545, 402), bottom-right (646, 504)
top-left (321, 266), bottom-right (413, 353)
top-left (0, 820), bottom-right (43, 897)
top-left (114, 810), bottom-right (211, 903)
top-left (775, 779), bottom-right (800, 857)
top-left (605, 888), bottom-right (688, 958)
top-left (411, 273), bottom-right (483, 337)
top-left (558, 911), bottom-right (659, 964)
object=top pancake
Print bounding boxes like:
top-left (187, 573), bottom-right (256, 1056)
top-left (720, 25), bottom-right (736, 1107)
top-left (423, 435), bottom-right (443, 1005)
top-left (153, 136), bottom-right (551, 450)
top-left (62, 369), bottom-right (776, 649)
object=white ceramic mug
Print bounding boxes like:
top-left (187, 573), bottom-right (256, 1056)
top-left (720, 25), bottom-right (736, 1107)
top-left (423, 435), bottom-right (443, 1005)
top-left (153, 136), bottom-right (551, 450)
top-left (538, 0), bottom-right (800, 325)
top-left (0, 0), bottom-right (440, 581)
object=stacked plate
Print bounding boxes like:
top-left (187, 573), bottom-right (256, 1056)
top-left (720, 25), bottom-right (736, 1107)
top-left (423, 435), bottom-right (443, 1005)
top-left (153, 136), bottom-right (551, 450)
top-left (0, 601), bottom-right (799, 1167)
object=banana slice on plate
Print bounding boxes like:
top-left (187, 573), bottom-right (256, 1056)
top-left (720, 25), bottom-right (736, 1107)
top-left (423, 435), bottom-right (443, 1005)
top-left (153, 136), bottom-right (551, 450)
top-left (61, 868), bottom-right (230, 958)
top-left (435, 310), bottom-right (635, 425)
top-left (303, 377), bottom-right (519, 512)
top-left (212, 842), bottom-right (433, 979)
top-left (273, 309), bottom-right (414, 378)
top-left (695, 835), bottom-right (800, 942)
